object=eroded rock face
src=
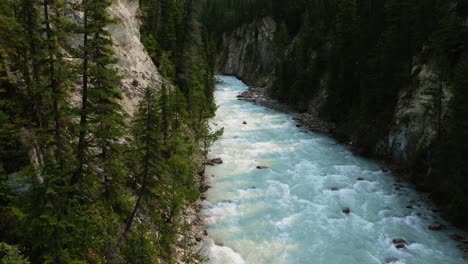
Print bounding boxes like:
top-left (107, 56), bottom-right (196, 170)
top-left (218, 17), bottom-right (276, 88)
top-left (376, 61), bottom-right (451, 163)
top-left (65, 0), bottom-right (161, 116)
top-left (107, 0), bottom-right (162, 116)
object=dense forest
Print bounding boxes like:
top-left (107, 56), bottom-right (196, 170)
top-left (0, 0), bottom-right (217, 263)
top-left (203, 0), bottom-right (468, 226)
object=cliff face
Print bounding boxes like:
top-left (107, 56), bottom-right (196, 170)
top-left (377, 62), bottom-right (450, 163)
top-left (23, 0), bottom-right (161, 169)
top-left (108, 0), bottom-right (162, 115)
top-left (217, 17), bottom-right (276, 88)
top-left (67, 0), bottom-right (161, 116)
top-left (218, 18), bottom-right (449, 167)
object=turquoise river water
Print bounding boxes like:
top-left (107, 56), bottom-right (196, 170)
top-left (201, 76), bottom-right (467, 264)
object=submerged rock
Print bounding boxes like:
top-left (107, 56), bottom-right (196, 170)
top-left (243, 121), bottom-right (247, 124)
top-left (342, 208), bottom-right (350, 214)
top-left (429, 222), bottom-right (443, 230)
top-left (357, 177), bottom-right (365, 181)
top-left (385, 257), bottom-right (399, 263)
top-left (256, 165), bottom-right (270, 170)
top-left (331, 187), bottom-right (339, 191)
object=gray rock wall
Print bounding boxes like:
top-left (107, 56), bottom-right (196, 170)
top-left (377, 62), bottom-right (451, 163)
top-left (218, 17), bottom-right (276, 88)
top-left (67, 0), bottom-right (162, 116)
top-left (108, 0), bottom-right (162, 116)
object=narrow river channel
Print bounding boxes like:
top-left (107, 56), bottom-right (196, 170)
top-left (201, 76), bottom-right (466, 264)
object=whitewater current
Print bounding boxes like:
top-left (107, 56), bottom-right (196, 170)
top-left (201, 76), bottom-right (467, 264)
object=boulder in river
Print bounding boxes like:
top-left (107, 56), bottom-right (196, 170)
top-left (200, 184), bottom-right (211, 193)
top-left (237, 91), bottom-right (255, 100)
top-left (342, 208), bottom-right (350, 214)
top-left (296, 124), bottom-right (303, 128)
top-left (429, 222), bottom-right (443, 230)
top-left (256, 165), bottom-right (270, 170)
top-left (204, 158), bottom-right (223, 166)
top-left (392, 239), bottom-right (406, 249)
top-left (357, 177), bottom-right (365, 181)
top-left (331, 187), bottom-right (339, 191)
top-left (243, 121), bottom-right (247, 125)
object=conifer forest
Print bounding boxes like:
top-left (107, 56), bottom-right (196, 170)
top-left (0, 0), bottom-right (467, 263)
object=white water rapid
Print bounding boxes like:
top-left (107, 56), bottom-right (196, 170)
top-left (201, 76), bottom-right (466, 264)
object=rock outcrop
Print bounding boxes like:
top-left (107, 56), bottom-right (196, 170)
top-left (107, 0), bottom-right (162, 115)
top-left (217, 17), bottom-right (276, 88)
top-left (376, 61), bottom-right (450, 163)
top-left (66, 0), bottom-right (162, 116)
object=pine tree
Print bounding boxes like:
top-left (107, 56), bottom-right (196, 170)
top-left (0, 243), bottom-right (30, 264)
top-left (124, 87), bottom-right (162, 239)
top-left (73, 0), bottom-right (127, 198)
top-left (42, 0), bottom-right (75, 168)
top-left (323, 0), bottom-right (358, 122)
top-left (450, 57), bottom-right (468, 178)
top-left (158, 0), bottom-right (178, 55)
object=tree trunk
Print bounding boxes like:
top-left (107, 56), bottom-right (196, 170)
top-left (120, 91), bottom-right (153, 241)
top-left (43, 0), bottom-right (64, 167)
top-left (73, 0), bottom-right (89, 185)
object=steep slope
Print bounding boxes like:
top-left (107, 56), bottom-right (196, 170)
top-left (217, 17), bottom-right (276, 88)
top-left (108, 0), bottom-right (162, 115)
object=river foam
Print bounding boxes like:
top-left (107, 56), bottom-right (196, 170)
top-left (202, 76), bottom-right (467, 264)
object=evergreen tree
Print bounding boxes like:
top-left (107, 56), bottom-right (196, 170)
top-left (73, 0), bottom-right (127, 200)
top-left (0, 243), bottom-right (30, 264)
top-left (124, 87), bottom-right (162, 239)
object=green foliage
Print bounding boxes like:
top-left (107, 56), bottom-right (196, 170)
top-left (0, 0), bottom-right (217, 262)
top-left (0, 243), bottom-right (29, 264)
top-left (121, 228), bottom-right (158, 264)
top-left (202, 0), bottom-right (273, 34)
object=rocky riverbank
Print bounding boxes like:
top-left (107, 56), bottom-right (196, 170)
top-left (176, 158), bottom-right (227, 263)
top-left (236, 87), bottom-right (333, 135)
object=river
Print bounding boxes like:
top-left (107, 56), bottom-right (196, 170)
top-left (201, 76), bottom-right (466, 264)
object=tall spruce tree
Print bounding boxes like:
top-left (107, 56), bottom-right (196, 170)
top-left (124, 87), bottom-right (162, 239)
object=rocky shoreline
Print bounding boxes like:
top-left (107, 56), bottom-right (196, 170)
top-left (236, 85), bottom-right (468, 259)
top-left (175, 168), bottom-right (213, 264)
top-left (236, 88), bottom-right (333, 135)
